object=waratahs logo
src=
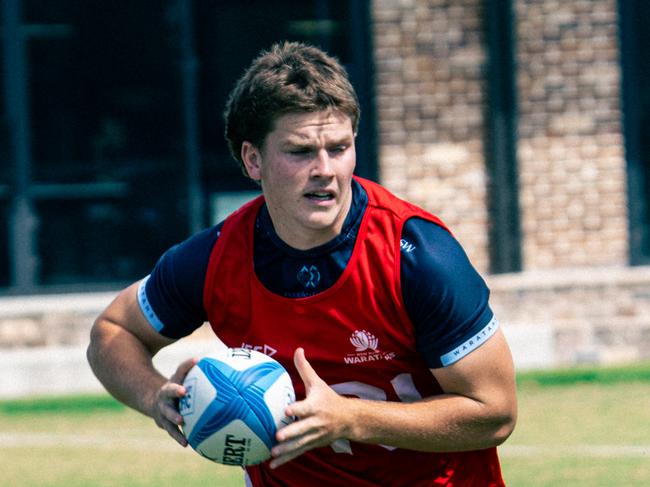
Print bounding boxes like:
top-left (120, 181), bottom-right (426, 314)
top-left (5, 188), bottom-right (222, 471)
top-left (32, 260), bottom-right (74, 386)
top-left (344, 330), bottom-right (395, 365)
top-left (350, 330), bottom-right (379, 352)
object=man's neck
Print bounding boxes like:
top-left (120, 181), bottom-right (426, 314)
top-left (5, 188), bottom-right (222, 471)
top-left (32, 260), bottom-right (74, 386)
top-left (260, 179), bottom-right (365, 252)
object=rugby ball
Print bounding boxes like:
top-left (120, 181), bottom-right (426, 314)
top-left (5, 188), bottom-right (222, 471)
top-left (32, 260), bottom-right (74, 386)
top-left (180, 347), bottom-right (295, 466)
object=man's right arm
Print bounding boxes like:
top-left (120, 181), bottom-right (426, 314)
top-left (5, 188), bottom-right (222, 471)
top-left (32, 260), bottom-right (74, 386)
top-left (87, 281), bottom-right (196, 446)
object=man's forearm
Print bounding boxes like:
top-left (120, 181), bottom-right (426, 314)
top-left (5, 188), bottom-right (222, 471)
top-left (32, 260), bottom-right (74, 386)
top-left (87, 318), bottom-right (167, 418)
top-left (345, 392), bottom-right (516, 452)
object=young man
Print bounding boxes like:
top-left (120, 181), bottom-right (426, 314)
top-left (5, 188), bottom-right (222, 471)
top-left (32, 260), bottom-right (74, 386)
top-left (87, 41), bottom-right (517, 486)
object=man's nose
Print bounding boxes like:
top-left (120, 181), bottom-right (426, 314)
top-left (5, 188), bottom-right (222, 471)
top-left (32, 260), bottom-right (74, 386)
top-left (310, 149), bottom-right (335, 177)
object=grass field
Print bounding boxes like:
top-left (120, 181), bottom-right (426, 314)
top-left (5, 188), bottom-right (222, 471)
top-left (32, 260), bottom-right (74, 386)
top-left (2, 362), bottom-right (649, 486)
top-left (500, 363), bottom-right (650, 486)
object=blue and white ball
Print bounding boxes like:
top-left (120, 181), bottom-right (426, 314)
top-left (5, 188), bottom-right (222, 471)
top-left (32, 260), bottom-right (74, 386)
top-left (180, 347), bottom-right (295, 466)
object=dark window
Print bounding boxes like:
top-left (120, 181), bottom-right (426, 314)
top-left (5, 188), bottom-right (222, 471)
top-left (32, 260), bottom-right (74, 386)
top-left (0, 204), bottom-right (8, 287)
top-left (1, 0), bottom-right (375, 292)
top-left (196, 0), bottom-right (377, 194)
top-left (620, 0), bottom-right (650, 264)
top-left (0, 53), bottom-right (8, 287)
top-left (483, 0), bottom-right (522, 273)
top-left (26, 1), bottom-right (186, 287)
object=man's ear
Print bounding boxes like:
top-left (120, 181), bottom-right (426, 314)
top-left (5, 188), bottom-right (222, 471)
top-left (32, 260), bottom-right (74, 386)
top-left (241, 141), bottom-right (262, 181)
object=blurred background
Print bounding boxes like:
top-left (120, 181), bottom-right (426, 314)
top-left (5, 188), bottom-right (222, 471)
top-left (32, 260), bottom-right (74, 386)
top-left (2, 2), bottom-right (650, 485)
top-left (1, 0), bottom-right (649, 395)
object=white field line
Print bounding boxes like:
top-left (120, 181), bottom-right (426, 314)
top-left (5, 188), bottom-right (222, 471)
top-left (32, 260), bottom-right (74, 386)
top-left (1, 433), bottom-right (649, 458)
top-left (500, 444), bottom-right (650, 458)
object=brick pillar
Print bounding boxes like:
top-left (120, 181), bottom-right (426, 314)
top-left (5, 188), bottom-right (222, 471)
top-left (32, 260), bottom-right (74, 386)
top-left (515, 0), bottom-right (628, 269)
top-left (372, 0), bottom-right (490, 272)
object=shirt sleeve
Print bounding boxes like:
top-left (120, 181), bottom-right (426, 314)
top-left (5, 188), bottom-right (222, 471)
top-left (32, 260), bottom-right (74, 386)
top-left (400, 217), bottom-right (498, 368)
top-left (137, 223), bottom-right (222, 339)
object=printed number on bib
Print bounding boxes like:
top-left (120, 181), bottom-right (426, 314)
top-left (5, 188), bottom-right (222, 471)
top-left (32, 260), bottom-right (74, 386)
top-left (329, 373), bottom-right (423, 454)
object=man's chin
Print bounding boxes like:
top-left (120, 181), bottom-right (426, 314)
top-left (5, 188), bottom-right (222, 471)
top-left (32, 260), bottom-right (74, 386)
top-left (302, 215), bottom-right (342, 234)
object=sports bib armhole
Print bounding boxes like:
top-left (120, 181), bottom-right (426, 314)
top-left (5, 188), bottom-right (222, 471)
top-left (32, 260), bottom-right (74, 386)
top-left (202, 196), bottom-right (264, 314)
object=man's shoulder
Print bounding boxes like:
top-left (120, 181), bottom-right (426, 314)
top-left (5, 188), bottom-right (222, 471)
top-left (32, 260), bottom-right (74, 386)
top-left (177, 223), bottom-right (223, 255)
top-left (355, 177), bottom-right (450, 232)
top-left (222, 194), bottom-right (265, 225)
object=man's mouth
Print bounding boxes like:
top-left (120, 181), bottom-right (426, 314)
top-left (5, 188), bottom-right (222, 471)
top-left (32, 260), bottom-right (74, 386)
top-left (304, 191), bottom-right (335, 201)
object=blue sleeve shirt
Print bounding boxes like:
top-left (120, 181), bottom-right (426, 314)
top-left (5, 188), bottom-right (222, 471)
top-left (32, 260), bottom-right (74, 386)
top-left (399, 218), bottom-right (497, 367)
top-left (138, 224), bottom-right (221, 338)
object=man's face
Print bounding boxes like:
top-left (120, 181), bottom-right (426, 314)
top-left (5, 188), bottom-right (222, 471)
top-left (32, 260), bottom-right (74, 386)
top-left (242, 110), bottom-right (356, 250)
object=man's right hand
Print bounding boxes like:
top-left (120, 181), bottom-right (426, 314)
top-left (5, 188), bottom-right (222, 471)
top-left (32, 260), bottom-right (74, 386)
top-left (151, 357), bottom-right (198, 447)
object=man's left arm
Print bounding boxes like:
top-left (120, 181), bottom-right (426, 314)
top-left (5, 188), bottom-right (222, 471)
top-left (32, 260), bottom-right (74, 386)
top-left (270, 329), bottom-right (517, 468)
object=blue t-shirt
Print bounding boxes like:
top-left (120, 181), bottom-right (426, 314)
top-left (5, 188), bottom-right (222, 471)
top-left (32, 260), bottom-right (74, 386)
top-left (139, 180), bottom-right (497, 368)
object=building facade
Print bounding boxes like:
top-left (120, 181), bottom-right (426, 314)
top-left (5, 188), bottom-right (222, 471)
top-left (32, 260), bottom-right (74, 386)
top-left (373, 0), bottom-right (650, 365)
top-left (2, 0), bottom-right (650, 366)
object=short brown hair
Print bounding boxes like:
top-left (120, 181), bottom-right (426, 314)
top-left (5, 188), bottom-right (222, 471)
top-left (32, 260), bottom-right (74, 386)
top-left (224, 41), bottom-right (360, 173)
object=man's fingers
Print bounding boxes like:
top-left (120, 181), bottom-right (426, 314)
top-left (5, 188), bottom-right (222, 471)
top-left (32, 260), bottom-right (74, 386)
top-left (271, 429), bottom-right (327, 469)
top-left (161, 417), bottom-right (189, 446)
top-left (159, 381), bottom-right (187, 404)
top-left (270, 446), bottom-right (305, 469)
top-left (284, 397), bottom-right (309, 420)
top-left (150, 358), bottom-right (199, 449)
top-left (153, 399), bottom-right (188, 447)
top-left (159, 398), bottom-right (184, 424)
top-left (275, 413), bottom-right (314, 442)
top-left (170, 357), bottom-right (198, 384)
top-left (157, 391), bottom-right (188, 446)
top-left (293, 348), bottom-right (320, 390)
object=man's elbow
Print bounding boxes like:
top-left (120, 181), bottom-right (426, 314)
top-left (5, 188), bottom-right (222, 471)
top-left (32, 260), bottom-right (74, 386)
top-left (86, 317), bottom-right (107, 373)
top-left (488, 401), bottom-right (517, 447)
top-left (86, 315), bottom-right (123, 372)
top-left (491, 413), bottom-right (517, 446)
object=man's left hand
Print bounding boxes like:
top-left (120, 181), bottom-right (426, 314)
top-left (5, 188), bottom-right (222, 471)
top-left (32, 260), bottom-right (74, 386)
top-left (269, 347), bottom-right (351, 469)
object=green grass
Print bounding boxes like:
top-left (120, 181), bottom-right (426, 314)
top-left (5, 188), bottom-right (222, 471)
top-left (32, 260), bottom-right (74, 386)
top-left (0, 405), bottom-right (244, 487)
top-left (2, 362), bottom-right (650, 486)
top-left (501, 361), bottom-right (650, 487)
top-left (0, 394), bottom-right (125, 415)
top-left (516, 360), bottom-right (650, 387)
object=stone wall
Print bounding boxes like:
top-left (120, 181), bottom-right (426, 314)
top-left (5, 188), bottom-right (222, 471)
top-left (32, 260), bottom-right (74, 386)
top-left (488, 267), bottom-right (650, 365)
top-left (0, 293), bottom-right (115, 348)
top-left (372, 0), bottom-right (491, 272)
top-left (372, 0), bottom-right (628, 272)
top-left (0, 293), bottom-right (220, 398)
top-left (2, 271), bottom-right (648, 390)
top-left (515, 0), bottom-right (628, 269)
